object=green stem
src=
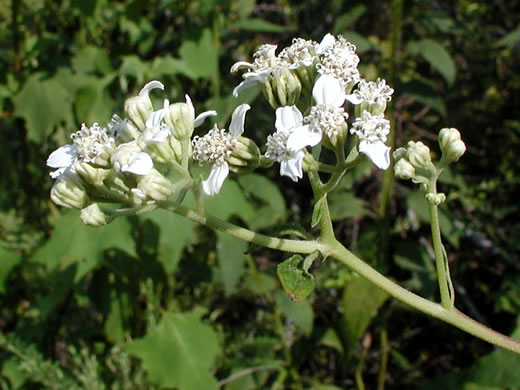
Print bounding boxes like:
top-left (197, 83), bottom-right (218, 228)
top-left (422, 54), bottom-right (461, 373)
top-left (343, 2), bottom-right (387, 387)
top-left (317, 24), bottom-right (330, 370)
top-left (162, 203), bottom-right (326, 255)
top-left (377, 329), bottom-right (388, 390)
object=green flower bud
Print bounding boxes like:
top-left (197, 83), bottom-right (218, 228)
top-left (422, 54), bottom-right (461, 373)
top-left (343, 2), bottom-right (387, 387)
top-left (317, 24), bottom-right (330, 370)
top-left (394, 157), bottom-right (415, 180)
top-left (439, 128), bottom-right (466, 163)
top-left (425, 192), bottom-right (446, 206)
top-left (109, 115), bottom-right (140, 144)
top-left (406, 141), bottom-right (434, 171)
top-left (124, 81), bottom-right (164, 130)
top-left (135, 169), bottom-right (173, 201)
top-left (137, 127), bottom-right (176, 165)
top-left (165, 101), bottom-right (195, 140)
top-left (74, 162), bottom-right (110, 187)
top-left (226, 136), bottom-right (261, 174)
top-left (392, 147), bottom-right (408, 162)
top-left (50, 173), bottom-right (88, 209)
top-left (262, 69), bottom-right (302, 108)
top-left (80, 203), bottom-right (109, 226)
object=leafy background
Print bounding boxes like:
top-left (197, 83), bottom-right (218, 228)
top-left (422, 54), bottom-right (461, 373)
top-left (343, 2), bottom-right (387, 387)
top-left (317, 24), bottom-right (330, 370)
top-left (1, 0), bottom-right (520, 388)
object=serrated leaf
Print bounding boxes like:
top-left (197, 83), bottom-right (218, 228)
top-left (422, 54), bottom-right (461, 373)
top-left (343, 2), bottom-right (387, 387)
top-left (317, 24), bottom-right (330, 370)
top-left (277, 255), bottom-right (315, 301)
top-left (216, 232), bottom-right (247, 296)
top-left (339, 277), bottom-right (389, 358)
top-left (13, 72), bottom-right (76, 142)
top-left (275, 291), bottom-right (314, 336)
top-left (126, 312), bottom-right (220, 389)
top-left (407, 39), bottom-right (456, 86)
top-left (30, 210), bottom-right (136, 280)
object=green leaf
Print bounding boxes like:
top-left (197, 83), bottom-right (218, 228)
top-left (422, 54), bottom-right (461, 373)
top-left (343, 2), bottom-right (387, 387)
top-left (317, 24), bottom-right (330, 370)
top-left (275, 291), bottom-right (314, 336)
top-left (495, 26), bottom-right (520, 48)
top-left (104, 289), bottom-right (131, 344)
top-left (244, 272), bottom-right (278, 295)
top-left (400, 77), bottom-right (447, 116)
top-left (311, 197), bottom-right (326, 228)
top-left (202, 179), bottom-right (255, 224)
top-left (126, 312), bottom-right (220, 389)
top-left (238, 174), bottom-right (287, 230)
top-left (140, 209), bottom-right (195, 273)
top-left (407, 39), bottom-right (457, 86)
top-left (70, 45), bottom-right (112, 75)
top-left (277, 255), bottom-right (315, 301)
top-left (339, 277), bottom-right (389, 358)
top-left (30, 210), bottom-right (136, 280)
top-left (0, 247), bottom-right (22, 294)
top-left (179, 29), bottom-right (218, 80)
top-left (317, 327), bottom-right (344, 355)
top-left (228, 18), bottom-right (294, 33)
top-left (333, 4), bottom-right (367, 33)
top-left (13, 71), bottom-right (76, 142)
top-left (328, 191), bottom-right (375, 220)
top-left (216, 232), bottom-right (247, 296)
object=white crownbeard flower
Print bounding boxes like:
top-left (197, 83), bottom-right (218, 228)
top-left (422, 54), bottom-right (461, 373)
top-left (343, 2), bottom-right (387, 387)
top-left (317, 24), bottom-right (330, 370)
top-left (351, 110), bottom-right (391, 170)
top-left (47, 123), bottom-right (115, 178)
top-left (265, 106), bottom-right (306, 182)
top-left (346, 78), bottom-right (394, 110)
top-left (316, 34), bottom-right (360, 89)
top-left (192, 104), bottom-right (250, 195)
top-left (287, 74), bottom-right (347, 151)
top-left (231, 44), bottom-right (295, 97)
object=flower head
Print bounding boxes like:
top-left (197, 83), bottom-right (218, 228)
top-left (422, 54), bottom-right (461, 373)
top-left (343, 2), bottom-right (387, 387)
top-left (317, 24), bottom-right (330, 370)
top-left (351, 110), bottom-right (391, 169)
top-left (265, 106), bottom-right (306, 182)
top-left (192, 104), bottom-right (250, 195)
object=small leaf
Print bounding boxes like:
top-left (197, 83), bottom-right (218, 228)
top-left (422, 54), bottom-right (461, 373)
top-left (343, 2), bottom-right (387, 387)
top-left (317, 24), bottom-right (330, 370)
top-left (277, 255), bottom-right (315, 301)
top-left (275, 291), bottom-right (314, 336)
top-left (407, 39), bottom-right (457, 86)
top-left (126, 312), bottom-right (220, 389)
top-left (311, 197), bottom-right (326, 228)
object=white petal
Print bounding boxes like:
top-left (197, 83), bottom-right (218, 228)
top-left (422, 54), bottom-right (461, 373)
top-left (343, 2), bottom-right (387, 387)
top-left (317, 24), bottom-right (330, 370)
top-left (232, 79), bottom-right (259, 97)
top-left (131, 188), bottom-right (146, 199)
top-left (146, 127), bottom-right (171, 145)
top-left (287, 125), bottom-right (322, 151)
top-left (194, 110), bottom-right (217, 128)
top-left (139, 80), bottom-right (164, 97)
top-left (49, 167), bottom-right (67, 178)
top-left (122, 152), bottom-right (154, 175)
top-left (317, 33), bottom-right (336, 55)
top-left (230, 61), bottom-right (254, 73)
top-left (47, 144), bottom-right (77, 168)
top-left (345, 93), bottom-right (363, 104)
top-left (145, 99), bottom-right (169, 128)
top-left (275, 106), bottom-right (303, 132)
top-left (280, 151), bottom-right (304, 182)
top-left (359, 140), bottom-right (391, 170)
top-left (313, 75), bottom-right (346, 107)
top-left (184, 94), bottom-right (195, 118)
top-left (202, 163), bottom-right (229, 196)
top-left (229, 104), bottom-right (251, 138)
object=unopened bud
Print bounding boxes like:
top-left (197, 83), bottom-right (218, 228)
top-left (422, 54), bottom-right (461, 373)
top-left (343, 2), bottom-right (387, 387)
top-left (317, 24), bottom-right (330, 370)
top-left (165, 101), bottom-right (195, 140)
top-left (80, 203), bottom-right (109, 226)
top-left (50, 172), bottom-right (88, 209)
top-left (74, 162), bottom-right (110, 186)
top-left (406, 141), bottom-right (434, 171)
top-left (136, 169), bottom-right (173, 201)
top-left (394, 157), bottom-right (415, 180)
top-left (109, 115), bottom-right (140, 143)
top-left (226, 137), bottom-right (261, 174)
top-left (439, 128), bottom-right (466, 163)
top-left (263, 69), bottom-right (302, 108)
top-left (124, 81), bottom-right (164, 130)
top-left (425, 192), bottom-right (446, 206)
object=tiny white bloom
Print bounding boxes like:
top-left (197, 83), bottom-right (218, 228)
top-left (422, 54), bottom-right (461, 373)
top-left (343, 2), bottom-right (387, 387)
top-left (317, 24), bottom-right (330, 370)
top-left (47, 123), bottom-right (115, 178)
top-left (192, 104), bottom-right (251, 195)
top-left (351, 110), bottom-right (391, 169)
top-left (316, 34), bottom-right (360, 90)
top-left (287, 75), bottom-right (348, 151)
top-left (346, 78), bottom-right (394, 114)
top-left (265, 106), bottom-right (306, 182)
top-left (279, 37), bottom-right (319, 67)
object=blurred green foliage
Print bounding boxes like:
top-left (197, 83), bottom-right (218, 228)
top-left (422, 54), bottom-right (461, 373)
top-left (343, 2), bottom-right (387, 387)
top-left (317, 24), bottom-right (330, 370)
top-left (1, 0), bottom-right (520, 388)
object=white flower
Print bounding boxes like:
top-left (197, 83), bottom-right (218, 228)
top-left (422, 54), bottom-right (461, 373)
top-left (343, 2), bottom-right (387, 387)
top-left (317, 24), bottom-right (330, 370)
top-left (351, 110), bottom-right (391, 169)
top-left (346, 78), bottom-right (394, 114)
top-left (279, 37), bottom-right (319, 67)
top-left (192, 104), bottom-right (250, 195)
top-left (287, 75), bottom-right (348, 151)
top-left (265, 106), bottom-right (306, 182)
top-left (316, 34), bottom-right (360, 90)
top-left (47, 123), bottom-right (115, 178)
top-left (231, 44), bottom-right (294, 97)
top-left (111, 141), bottom-right (154, 175)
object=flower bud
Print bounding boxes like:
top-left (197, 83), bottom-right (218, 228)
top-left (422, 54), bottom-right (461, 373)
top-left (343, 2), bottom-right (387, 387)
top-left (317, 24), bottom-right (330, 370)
top-left (109, 115), bottom-right (140, 144)
top-left (135, 169), bottom-right (173, 201)
top-left (226, 136), bottom-right (261, 174)
top-left (406, 141), bottom-right (434, 171)
top-left (263, 69), bottom-right (302, 108)
top-left (74, 162), bottom-right (110, 186)
top-left (425, 192), bottom-right (446, 206)
top-left (439, 128), bottom-right (466, 163)
top-left (50, 172), bottom-right (88, 209)
top-left (392, 147), bottom-right (408, 162)
top-left (124, 81), bottom-right (164, 130)
top-left (164, 101), bottom-right (195, 140)
top-left (394, 157), bottom-right (415, 180)
top-left (80, 203), bottom-right (109, 226)
top-left (137, 127), bottom-right (176, 165)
